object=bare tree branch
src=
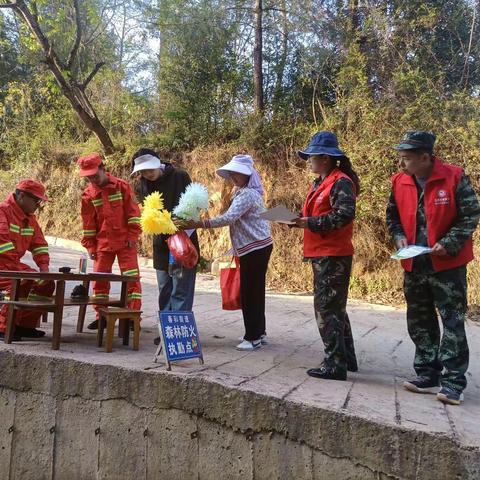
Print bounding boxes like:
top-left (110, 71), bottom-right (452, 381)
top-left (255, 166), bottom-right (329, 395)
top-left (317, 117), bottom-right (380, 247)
top-left (461, 4), bottom-right (476, 88)
top-left (83, 0), bottom-right (120, 45)
top-left (81, 61), bottom-right (106, 89)
top-left (66, 0), bottom-right (82, 69)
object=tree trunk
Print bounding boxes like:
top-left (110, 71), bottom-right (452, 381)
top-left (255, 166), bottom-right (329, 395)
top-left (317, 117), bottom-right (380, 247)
top-left (273, 0), bottom-right (288, 111)
top-left (348, 0), bottom-right (367, 50)
top-left (1, 0), bottom-right (115, 154)
top-left (253, 0), bottom-right (264, 113)
top-left (68, 88), bottom-right (116, 154)
top-left (349, 0), bottom-right (360, 36)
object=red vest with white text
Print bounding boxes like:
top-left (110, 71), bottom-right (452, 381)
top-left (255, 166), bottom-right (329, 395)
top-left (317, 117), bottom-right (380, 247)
top-left (303, 169), bottom-right (355, 257)
top-left (391, 157), bottom-right (474, 272)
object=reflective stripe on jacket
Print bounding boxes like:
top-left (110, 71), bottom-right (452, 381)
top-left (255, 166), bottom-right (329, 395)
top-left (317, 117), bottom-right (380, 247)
top-left (80, 173), bottom-right (141, 253)
top-left (0, 193), bottom-right (50, 271)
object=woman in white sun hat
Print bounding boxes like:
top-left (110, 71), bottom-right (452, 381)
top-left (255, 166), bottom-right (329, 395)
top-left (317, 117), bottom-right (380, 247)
top-left (179, 154), bottom-right (273, 351)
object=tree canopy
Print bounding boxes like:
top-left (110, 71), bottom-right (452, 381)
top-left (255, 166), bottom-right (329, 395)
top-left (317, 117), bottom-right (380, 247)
top-left (0, 0), bottom-right (479, 155)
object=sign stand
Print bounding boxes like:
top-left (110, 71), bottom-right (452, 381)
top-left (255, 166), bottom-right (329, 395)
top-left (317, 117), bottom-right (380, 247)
top-left (154, 343), bottom-right (163, 364)
top-left (154, 311), bottom-right (204, 370)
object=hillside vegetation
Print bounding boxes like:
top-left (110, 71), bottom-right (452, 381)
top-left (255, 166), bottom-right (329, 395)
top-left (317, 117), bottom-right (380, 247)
top-left (1, 1), bottom-right (479, 311)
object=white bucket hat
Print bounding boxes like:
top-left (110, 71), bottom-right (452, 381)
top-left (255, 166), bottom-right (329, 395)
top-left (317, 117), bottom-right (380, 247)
top-left (216, 154), bottom-right (264, 195)
top-left (131, 154), bottom-right (162, 176)
top-left (216, 155), bottom-right (254, 178)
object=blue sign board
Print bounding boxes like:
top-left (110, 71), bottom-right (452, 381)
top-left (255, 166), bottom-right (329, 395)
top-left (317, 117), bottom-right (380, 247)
top-left (156, 311), bottom-right (203, 369)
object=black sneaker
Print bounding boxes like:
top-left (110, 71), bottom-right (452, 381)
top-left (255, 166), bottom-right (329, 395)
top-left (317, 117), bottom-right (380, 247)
top-left (437, 386), bottom-right (464, 405)
top-left (403, 377), bottom-right (440, 394)
top-left (0, 331), bottom-right (22, 341)
top-left (15, 327), bottom-right (45, 338)
top-left (87, 320), bottom-right (98, 330)
top-left (307, 365), bottom-right (347, 381)
top-left (153, 336), bottom-right (160, 346)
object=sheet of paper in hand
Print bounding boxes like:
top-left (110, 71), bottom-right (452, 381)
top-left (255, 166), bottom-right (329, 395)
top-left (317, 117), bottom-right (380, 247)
top-left (391, 245), bottom-right (433, 260)
top-left (260, 205), bottom-right (298, 225)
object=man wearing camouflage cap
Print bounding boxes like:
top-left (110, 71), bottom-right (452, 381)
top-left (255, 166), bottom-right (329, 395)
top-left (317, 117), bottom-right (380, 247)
top-left (386, 131), bottom-right (480, 405)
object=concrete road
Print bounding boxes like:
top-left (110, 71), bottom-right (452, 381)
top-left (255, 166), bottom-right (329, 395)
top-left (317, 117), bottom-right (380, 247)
top-left (2, 244), bottom-right (479, 451)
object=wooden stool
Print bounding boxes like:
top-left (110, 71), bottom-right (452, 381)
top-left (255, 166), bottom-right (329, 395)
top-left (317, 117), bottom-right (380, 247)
top-left (97, 307), bottom-right (142, 353)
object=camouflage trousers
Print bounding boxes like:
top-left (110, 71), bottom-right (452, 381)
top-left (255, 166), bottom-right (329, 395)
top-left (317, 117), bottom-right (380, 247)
top-left (312, 256), bottom-right (357, 374)
top-left (404, 265), bottom-right (469, 392)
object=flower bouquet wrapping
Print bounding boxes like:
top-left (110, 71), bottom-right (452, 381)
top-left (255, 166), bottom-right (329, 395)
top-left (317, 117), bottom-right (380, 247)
top-left (168, 183), bottom-right (209, 268)
top-left (167, 231), bottom-right (198, 269)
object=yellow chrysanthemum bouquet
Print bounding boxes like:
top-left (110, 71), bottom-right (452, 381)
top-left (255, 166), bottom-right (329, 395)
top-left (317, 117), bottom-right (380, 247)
top-left (140, 192), bottom-right (177, 235)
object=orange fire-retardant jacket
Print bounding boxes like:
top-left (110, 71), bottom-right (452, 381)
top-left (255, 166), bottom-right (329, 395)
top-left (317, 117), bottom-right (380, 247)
top-left (0, 193), bottom-right (50, 272)
top-left (80, 173), bottom-right (141, 254)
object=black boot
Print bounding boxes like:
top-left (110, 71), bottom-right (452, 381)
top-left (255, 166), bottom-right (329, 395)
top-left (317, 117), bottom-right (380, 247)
top-left (87, 320), bottom-right (98, 330)
top-left (0, 331), bottom-right (22, 341)
top-left (15, 326), bottom-right (45, 338)
top-left (307, 364), bottom-right (347, 381)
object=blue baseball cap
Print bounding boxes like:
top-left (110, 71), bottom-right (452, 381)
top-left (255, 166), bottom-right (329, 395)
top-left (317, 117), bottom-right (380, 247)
top-left (298, 131), bottom-right (345, 160)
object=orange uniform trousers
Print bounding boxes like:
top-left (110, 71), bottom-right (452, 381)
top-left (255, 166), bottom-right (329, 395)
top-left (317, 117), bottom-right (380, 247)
top-left (0, 264), bottom-right (55, 332)
top-left (92, 246), bottom-right (141, 319)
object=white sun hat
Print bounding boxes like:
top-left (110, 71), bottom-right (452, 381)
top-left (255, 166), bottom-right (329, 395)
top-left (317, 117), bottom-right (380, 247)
top-left (131, 154), bottom-right (162, 176)
top-left (216, 154), bottom-right (265, 195)
top-left (216, 154), bottom-right (254, 178)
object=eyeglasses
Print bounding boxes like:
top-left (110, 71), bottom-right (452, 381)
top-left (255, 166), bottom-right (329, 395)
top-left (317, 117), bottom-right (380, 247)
top-left (22, 191), bottom-right (44, 206)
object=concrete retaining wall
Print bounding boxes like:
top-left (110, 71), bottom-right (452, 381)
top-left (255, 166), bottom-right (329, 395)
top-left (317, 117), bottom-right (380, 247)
top-left (0, 350), bottom-right (478, 480)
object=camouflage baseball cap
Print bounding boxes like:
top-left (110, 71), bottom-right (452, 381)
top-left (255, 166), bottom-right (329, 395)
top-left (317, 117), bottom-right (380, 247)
top-left (394, 130), bottom-right (436, 152)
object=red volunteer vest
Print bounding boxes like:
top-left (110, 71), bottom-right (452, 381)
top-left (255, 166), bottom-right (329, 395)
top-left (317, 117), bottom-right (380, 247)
top-left (391, 157), bottom-right (474, 272)
top-left (303, 169), bottom-right (355, 257)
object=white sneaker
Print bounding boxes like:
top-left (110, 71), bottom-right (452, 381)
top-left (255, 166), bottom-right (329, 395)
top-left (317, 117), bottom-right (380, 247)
top-left (236, 339), bottom-right (261, 351)
top-left (238, 334), bottom-right (268, 345)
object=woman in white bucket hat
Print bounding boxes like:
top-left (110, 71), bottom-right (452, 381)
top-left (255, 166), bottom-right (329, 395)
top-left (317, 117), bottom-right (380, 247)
top-left (179, 154), bottom-right (273, 351)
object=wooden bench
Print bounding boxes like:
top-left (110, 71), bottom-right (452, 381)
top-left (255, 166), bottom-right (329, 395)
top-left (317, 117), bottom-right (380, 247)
top-left (97, 307), bottom-right (142, 353)
top-left (0, 271), bottom-right (139, 349)
top-left (0, 297), bottom-right (125, 330)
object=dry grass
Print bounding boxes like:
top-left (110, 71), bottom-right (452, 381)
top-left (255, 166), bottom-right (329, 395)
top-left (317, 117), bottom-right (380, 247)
top-left (1, 146), bottom-right (478, 316)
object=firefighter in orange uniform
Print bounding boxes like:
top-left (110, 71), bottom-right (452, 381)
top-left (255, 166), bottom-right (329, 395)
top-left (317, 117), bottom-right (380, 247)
top-left (0, 180), bottom-right (55, 341)
top-left (77, 153), bottom-right (142, 329)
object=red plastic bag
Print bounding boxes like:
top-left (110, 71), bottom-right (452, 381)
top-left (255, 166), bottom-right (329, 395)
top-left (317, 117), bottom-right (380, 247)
top-left (220, 257), bottom-right (241, 310)
top-left (167, 231), bottom-right (198, 269)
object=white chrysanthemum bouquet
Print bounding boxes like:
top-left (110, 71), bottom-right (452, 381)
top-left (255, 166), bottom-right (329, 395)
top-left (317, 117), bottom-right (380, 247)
top-left (173, 183), bottom-right (209, 221)
top-left (140, 191), bottom-right (177, 235)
